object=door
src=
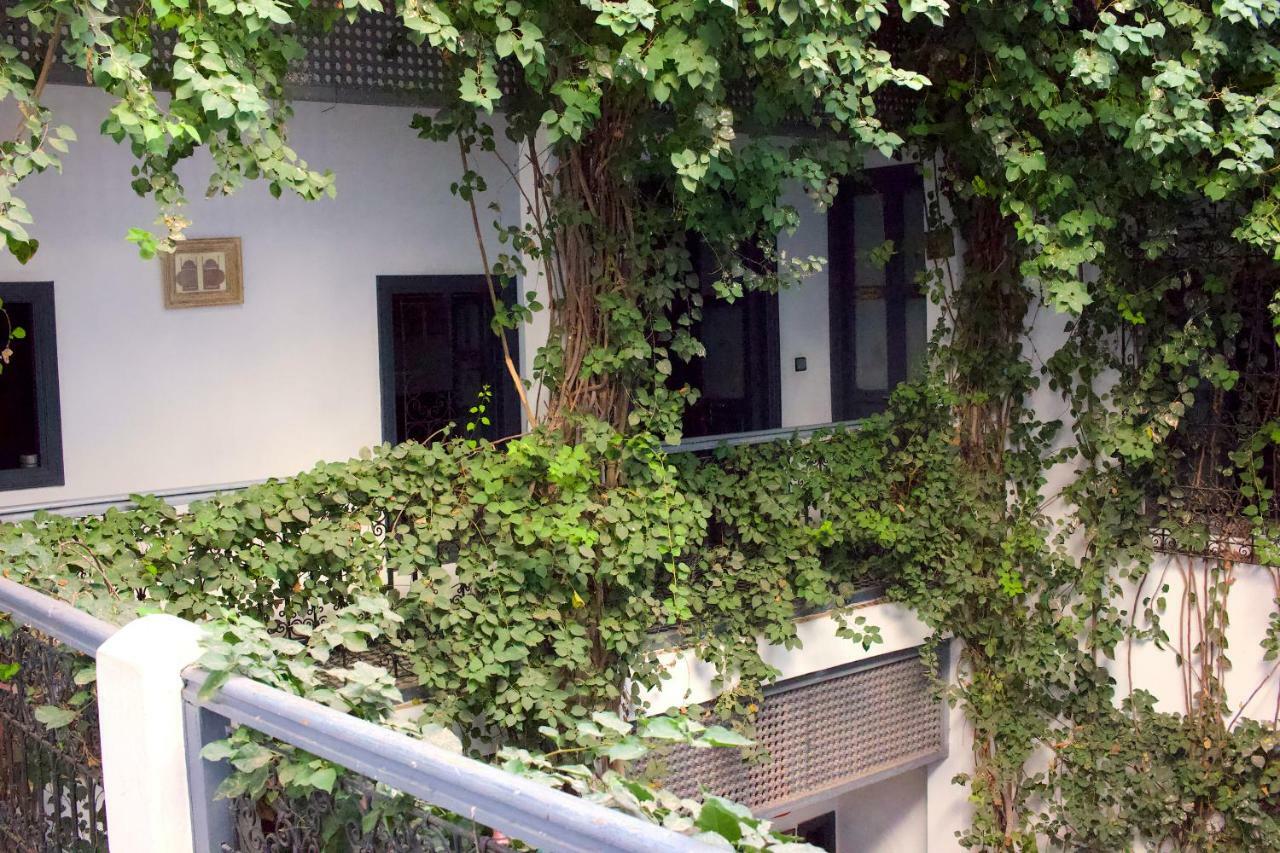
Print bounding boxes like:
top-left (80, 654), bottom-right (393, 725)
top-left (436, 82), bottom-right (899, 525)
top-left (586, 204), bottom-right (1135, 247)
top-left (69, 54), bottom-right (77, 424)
top-left (376, 276), bottom-right (521, 444)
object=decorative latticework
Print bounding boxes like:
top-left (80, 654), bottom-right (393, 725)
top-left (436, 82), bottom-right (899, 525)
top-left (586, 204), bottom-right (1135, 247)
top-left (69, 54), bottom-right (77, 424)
top-left (285, 13), bottom-right (523, 105)
top-left (4, 11), bottom-right (918, 122)
top-left (0, 627), bottom-right (108, 852)
top-left (652, 648), bottom-right (944, 813)
top-left (1149, 250), bottom-right (1280, 565)
top-left (226, 779), bottom-right (514, 853)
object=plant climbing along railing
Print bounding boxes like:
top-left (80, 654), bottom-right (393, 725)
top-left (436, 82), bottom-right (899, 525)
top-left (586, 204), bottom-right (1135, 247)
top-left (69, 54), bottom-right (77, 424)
top-left (4, 0), bottom-right (1280, 849)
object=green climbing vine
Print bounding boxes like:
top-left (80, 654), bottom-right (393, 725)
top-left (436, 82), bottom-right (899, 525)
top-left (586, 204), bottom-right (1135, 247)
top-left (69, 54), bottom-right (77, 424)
top-left (4, 1), bottom-right (1280, 850)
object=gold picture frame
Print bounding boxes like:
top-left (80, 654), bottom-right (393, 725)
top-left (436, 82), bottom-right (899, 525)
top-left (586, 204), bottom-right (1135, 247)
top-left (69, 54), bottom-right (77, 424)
top-left (162, 237), bottom-right (243, 309)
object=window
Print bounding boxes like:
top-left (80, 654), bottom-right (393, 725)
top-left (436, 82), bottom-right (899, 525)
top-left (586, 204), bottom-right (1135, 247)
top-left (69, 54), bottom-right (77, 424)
top-left (0, 282), bottom-right (63, 491)
top-left (671, 239), bottom-right (781, 439)
top-left (1151, 257), bottom-right (1280, 560)
top-left (376, 276), bottom-right (521, 444)
top-left (828, 165), bottom-right (929, 420)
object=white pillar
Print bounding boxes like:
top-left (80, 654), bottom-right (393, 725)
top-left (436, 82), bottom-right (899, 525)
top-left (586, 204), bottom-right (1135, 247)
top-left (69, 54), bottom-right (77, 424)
top-left (777, 180), bottom-right (832, 427)
top-left (926, 639), bottom-right (974, 852)
top-left (516, 128), bottom-right (554, 425)
top-left (96, 614), bottom-right (206, 853)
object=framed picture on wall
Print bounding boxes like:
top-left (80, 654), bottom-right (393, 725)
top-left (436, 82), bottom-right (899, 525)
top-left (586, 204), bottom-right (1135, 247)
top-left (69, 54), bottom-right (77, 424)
top-left (162, 237), bottom-right (243, 308)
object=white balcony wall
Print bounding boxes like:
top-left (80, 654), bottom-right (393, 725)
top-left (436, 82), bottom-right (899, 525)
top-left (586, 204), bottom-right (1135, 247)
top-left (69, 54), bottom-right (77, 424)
top-left (642, 599), bottom-right (932, 713)
top-left (0, 84), bottom-right (521, 510)
top-left (0, 87), bottom-right (870, 511)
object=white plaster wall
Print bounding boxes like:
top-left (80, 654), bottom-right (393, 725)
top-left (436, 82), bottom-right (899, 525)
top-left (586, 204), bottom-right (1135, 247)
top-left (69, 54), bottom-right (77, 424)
top-left (1112, 554), bottom-right (1280, 719)
top-left (778, 184), bottom-right (833, 427)
top-left (925, 640), bottom-right (973, 853)
top-left (0, 84), bottom-right (519, 509)
top-left (640, 599), bottom-right (931, 714)
top-left (838, 768), bottom-right (928, 853)
top-left (776, 768), bottom-right (928, 853)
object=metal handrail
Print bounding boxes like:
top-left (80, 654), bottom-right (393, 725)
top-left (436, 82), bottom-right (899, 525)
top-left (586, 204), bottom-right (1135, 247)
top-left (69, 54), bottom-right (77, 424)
top-left (0, 576), bottom-right (118, 655)
top-left (666, 418), bottom-right (862, 454)
top-left (184, 669), bottom-right (715, 853)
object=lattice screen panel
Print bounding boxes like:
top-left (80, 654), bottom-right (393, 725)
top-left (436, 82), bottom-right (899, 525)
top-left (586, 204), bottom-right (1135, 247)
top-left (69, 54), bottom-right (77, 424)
top-left (653, 649), bottom-right (944, 813)
top-left (5, 12), bottom-right (915, 120)
top-left (2, 12), bottom-right (511, 106)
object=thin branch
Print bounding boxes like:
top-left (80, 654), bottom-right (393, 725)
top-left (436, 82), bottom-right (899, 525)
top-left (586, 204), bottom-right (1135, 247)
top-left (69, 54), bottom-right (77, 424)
top-left (457, 135), bottom-right (538, 429)
top-left (14, 14), bottom-right (64, 138)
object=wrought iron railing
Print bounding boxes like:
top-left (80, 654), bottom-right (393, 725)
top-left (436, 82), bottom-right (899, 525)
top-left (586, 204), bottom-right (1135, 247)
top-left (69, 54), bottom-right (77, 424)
top-left (0, 580), bottom-right (117, 853)
top-left (1150, 374), bottom-right (1280, 564)
top-left (0, 627), bottom-right (108, 852)
top-left (223, 781), bottom-right (515, 853)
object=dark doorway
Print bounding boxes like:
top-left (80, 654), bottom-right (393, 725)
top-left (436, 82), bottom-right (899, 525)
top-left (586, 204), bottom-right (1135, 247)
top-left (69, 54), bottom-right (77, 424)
top-left (670, 238), bottom-right (781, 439)
top-left (828, 164), bottom-right (929, 420)
top-left (795, 811), bottom-right (837, 851)
top-left (0, 282), bottom-right (62, 491)
top-left (376, 276), bottom-right (521, 444)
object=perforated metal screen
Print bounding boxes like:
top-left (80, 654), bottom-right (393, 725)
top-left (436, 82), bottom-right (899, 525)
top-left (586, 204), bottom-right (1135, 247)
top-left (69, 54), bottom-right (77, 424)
top-left (6, 12), bottom-right (916, 119)
top-left (653, 647), bottom-right (945, 814)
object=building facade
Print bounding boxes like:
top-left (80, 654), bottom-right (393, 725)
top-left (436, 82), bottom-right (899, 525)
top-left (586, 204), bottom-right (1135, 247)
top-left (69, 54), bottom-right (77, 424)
top-left (3, 71), bottom-right (1277, 853)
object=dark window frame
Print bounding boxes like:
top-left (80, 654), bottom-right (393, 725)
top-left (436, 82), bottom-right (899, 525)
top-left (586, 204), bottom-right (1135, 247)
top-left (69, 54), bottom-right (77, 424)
top-left (0, 282), bottom-right (63, 491)
top-left (674, 240), bottom-right (783, 441)
top-left (828, 163), bottom-right (925, 420)
top-left (375, 275), bottom-right (522, 444)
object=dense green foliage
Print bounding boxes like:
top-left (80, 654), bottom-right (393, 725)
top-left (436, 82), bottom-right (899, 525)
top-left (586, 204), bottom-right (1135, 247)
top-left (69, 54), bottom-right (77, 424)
top-left (0, 389), bottom-right (963, 738)
top-left (6, 0), bottom-right (1280, 849)
top-left (0, 395), bottom-right (967, 849)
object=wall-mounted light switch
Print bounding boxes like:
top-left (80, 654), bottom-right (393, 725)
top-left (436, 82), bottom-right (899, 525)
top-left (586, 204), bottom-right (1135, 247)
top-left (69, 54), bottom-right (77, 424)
top-left (794, 356), bottom-right (807, 372)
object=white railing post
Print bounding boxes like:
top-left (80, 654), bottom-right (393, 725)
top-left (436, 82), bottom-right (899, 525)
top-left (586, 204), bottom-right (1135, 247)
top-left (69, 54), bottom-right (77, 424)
top-left (96, 614), bottom-right (206, 853)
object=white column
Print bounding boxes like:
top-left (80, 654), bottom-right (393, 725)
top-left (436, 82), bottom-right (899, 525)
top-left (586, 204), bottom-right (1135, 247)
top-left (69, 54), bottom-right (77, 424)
top-left (925, 639), bottom-right (974, 852)
top-left (777, 181), bottom-right (832, 427)
top-left (96, 614), bottom-right (206, 853)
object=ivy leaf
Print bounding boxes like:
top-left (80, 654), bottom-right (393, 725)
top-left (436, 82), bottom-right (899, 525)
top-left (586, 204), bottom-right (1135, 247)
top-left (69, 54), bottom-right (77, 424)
top-left (696, 797), bottom-right (747, 843)
top-left (34, 705), bottom-right (77, 730)
top-left (308, 766), bottom-right (337, 793)
top-left (605, 737), bottom-right (649, 761)
top-left (700, 725), bottom-right (753, 748)
top-left (1049, 280), bottom-right (1093, 314)
top-left (641, 715), bottom-right (685, 741)
top-left (591, 710), bottom-right (631, 734)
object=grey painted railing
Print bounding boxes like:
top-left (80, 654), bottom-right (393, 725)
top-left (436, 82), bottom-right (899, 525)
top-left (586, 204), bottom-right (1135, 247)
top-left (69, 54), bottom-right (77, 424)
top-left (0, 420), bottom-right (863, 523)
top-left (0, 578), bottom-right (714, 853)
top-left (183, 669), bottom-right (714, 853)
top-left (0, 576), bottom-right (118, 655)
top-left (0, 479), bottom-right (265, 522)
top-left (666, 419), bottom-right (861, 454)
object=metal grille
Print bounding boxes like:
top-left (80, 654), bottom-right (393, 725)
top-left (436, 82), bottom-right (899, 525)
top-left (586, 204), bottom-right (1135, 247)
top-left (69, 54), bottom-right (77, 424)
top-left (2, 12), bottom-right (511, 107)
top-left (654, 649), bottom-right (943, 813)
top-left (5, 12), bottom-right (916, 121)
top-left (1147, 249), bottom-right (1280, 564)
top-left (226, 779), bottom-right (514, 853)
top-left (0, 626), bottom-right (108, 852)
top-left (287, 13), bottom-right (520, 105)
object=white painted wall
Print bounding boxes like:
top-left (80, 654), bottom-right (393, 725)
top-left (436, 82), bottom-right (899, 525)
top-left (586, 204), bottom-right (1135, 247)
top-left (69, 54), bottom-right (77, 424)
top-left (777, 768), bottom-right (929, 853)
top-left (1113, 554), bottom-right (1280, 719)
top-left (1, 87), bottom-right (887, 510)
top-left (641, 599), bottom-right (931, 714)
top-left (837, 769), bottom-right (928, 853)
top-left (778, 184), bottom-right (833, 427)
top-left (0, 84), bottom-right (519, 510)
